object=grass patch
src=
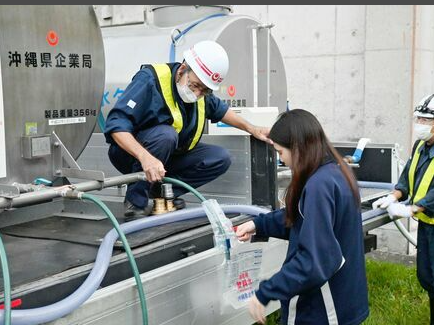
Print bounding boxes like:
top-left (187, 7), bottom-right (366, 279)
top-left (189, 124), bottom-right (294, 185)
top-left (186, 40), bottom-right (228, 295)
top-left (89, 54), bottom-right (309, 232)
top-left (363, 258), bottom-right (429, 325)
top-left (256, 258), bottom-right (429, 325)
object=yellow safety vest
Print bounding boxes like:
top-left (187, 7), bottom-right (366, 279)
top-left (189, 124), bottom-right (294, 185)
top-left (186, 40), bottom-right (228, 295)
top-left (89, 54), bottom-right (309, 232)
top-left (149, 63), bottom-right (205, 151)
top-left (408, 140), bottom-right (434, 224)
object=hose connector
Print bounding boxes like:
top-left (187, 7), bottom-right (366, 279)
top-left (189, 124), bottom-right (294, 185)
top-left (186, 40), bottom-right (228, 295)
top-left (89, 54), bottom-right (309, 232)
top-left (58, 186), bottom-right (83, 200)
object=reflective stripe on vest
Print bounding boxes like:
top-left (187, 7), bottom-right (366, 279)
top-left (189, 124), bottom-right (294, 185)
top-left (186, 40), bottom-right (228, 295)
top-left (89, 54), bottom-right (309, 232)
top-left (408, 140), bottom-right (434, 224)
top-left (152, 64), bottom-right (183, 133)
top-left (152, 63), bottom-right (205, 151)
top-left (188, 99), bottom-right (205, 150)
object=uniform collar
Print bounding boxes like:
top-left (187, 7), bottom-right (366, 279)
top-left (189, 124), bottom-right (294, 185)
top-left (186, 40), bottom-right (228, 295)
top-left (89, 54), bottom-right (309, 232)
top-left (419, 141), bottom-right (434, 159)
top-left (322, 154), bottom-right (335, 166)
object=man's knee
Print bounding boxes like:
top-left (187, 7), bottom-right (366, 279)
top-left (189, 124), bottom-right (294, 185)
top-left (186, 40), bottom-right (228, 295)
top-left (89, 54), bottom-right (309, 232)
top-left (137, 125), bottom-right (178, 152)
top-left (214, 147), bottom-right (232, 173)
top-left (155, 125), bottom-right (178, 146)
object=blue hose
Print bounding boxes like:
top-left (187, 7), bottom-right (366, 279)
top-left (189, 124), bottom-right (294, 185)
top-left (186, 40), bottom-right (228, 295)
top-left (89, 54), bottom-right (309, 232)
top-left (358, 181), bottom-right (416, 247)
top-left (345, 138), bottom-right (371, 163)
top-left (0, 204), bottom-right (269, 325)
top-left (82, 193), bottom-right (148, 325)
top-left (358, 181), bottom-right (395, 191)
top-left (169, 13), bottom-right (227, 62)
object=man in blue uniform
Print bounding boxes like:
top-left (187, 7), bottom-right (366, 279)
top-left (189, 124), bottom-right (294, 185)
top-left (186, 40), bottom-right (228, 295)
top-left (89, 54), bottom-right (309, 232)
top-left (373, 94), bottom-right (434, 325)
top-left (104, 40), bottom-right (271, 217)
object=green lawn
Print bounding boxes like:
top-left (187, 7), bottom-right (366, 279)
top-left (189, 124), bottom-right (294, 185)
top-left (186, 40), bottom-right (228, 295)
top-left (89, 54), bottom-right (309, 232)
top-left (363, 258), bottom-right (429, 325)
top-left (256, 258), bottom-right (429, 325)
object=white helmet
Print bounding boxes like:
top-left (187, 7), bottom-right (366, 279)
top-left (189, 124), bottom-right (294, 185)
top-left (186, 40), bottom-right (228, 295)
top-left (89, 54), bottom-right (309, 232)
top-left (183, 40), bottom-right (229, 91)
top-left (414, 94), bottom-right (434, 118)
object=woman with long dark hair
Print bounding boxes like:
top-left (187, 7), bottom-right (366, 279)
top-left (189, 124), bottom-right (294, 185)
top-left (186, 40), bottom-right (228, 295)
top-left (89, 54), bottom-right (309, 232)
top-left (236, 109), bottom-right (369, 325)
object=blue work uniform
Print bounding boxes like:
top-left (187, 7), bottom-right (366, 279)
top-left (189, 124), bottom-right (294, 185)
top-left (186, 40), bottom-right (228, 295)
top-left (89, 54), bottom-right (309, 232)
top-left (253, 161), bottom-right (369, 325)
top-left (396, 140), bottom-right (434, 299)
top-left (104, 63), bottom-right (231, 208)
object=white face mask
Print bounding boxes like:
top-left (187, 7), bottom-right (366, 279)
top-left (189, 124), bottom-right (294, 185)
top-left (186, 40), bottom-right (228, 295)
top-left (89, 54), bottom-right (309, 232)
top-left (176, 82), bottom-right (198, 103)
top-left (414, 123), bottom-right (433, 141)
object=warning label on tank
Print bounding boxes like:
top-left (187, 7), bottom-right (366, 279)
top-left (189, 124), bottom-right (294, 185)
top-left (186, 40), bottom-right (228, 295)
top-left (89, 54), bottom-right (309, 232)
top-left (48, 117), bottom-right (86, 126)
top-left (0, 59), bottom-right (6, 178)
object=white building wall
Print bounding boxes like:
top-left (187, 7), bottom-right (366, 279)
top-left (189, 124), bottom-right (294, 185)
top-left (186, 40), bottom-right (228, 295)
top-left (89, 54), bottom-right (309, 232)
top-left (234, 5), bottom-right (433, 255)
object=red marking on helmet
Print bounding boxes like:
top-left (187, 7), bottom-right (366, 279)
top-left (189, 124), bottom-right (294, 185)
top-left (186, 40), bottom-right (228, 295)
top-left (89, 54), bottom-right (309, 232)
top-left (211, 73), bottom-right (220, 81)
top-left (191, 48), bottom-right (212, 76)
top-left (46, 30), bottom-right (59, 47)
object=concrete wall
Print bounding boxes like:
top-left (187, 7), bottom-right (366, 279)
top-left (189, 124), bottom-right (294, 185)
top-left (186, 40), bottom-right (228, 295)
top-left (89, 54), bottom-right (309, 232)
top-left (235, 5), bottom-right (424, 156)
top-left (93, 5), bottom-right (434, 255)
top-left (232, 5), bottom-right (434, 255)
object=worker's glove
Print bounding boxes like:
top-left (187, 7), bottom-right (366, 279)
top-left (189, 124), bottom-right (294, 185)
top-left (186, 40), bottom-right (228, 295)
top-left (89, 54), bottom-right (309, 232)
top-left (372, 194), bottom-right (397, 209)
top-left (386, 203), bottom-right (413, 220)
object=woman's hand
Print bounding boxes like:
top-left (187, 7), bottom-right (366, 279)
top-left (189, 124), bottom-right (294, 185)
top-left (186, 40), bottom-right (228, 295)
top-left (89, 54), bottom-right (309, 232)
top-left (236, 220), bottom-right (256, 242)
top-left (248, 294), bottom-right (266, 324)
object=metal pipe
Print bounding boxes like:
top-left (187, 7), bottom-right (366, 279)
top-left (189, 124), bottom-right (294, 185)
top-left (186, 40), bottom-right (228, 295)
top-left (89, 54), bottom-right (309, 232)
top-left (0, 172), bottom-right (146, 209)
top-left (409, 5), bottom-right (417, 155)
top-left (361, 207), bottom-right (389, 222)
top-left (358, 181), bottom-right (417, 247)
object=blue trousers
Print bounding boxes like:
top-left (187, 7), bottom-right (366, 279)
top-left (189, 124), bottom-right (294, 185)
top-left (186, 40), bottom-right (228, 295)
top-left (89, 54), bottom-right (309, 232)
top-left (108, 125), bottom-right (231, 208)
top-left (417, 221), bottom-right (434, 299)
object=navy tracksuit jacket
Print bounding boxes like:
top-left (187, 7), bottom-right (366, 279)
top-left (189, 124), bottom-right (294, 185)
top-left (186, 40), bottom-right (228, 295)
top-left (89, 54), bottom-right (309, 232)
top-left (254, 161), bottom-right (369, 325)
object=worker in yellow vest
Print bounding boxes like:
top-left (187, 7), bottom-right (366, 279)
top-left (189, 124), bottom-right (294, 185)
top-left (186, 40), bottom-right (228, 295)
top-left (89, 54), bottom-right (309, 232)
top-left (372, 94), bottom-right (434, 324)
top-left (104, 40), bottom-right (271, 218)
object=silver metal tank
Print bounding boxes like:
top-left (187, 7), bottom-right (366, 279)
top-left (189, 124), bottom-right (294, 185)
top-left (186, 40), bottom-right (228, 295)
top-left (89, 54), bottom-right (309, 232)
top-left (100, 5), bottom-right (287, 119)
top-left (0, 5), bottom-right (105, 185)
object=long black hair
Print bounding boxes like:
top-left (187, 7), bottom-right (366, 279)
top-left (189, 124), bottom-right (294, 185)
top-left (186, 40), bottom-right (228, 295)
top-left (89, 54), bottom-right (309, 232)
top-left (269, 109), bottom-right (360, 227)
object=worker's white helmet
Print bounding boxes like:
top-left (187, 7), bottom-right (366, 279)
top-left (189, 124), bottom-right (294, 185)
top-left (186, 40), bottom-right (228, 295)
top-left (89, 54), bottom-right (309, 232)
top-left (183, 40), bottom-right (229, 91)
top-left (414, 94), bottom-right (434, 119)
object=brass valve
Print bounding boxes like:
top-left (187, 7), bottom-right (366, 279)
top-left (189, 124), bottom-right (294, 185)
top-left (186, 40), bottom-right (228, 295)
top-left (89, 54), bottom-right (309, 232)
top-left (152, 198), bottom-right (167, 215)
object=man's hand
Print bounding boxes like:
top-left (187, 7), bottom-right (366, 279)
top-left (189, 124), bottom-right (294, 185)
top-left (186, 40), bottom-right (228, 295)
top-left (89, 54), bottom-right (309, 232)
top-left (139, 154), bottom-right (166, 182)
top-left (248, 294), bottom-right (266, 325)
top-left (372, 194), bottom-right (397, 209)
top-left (249, 126), bottom-right (273, 144)
top-left (111, 132), bottom-right (166, 182)
top-left (220, 110), bottom-right (273, 144)
top-left (236, 220), bottom-right (256, 242)
top-left (386, 203), bottom-right (413, 220)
